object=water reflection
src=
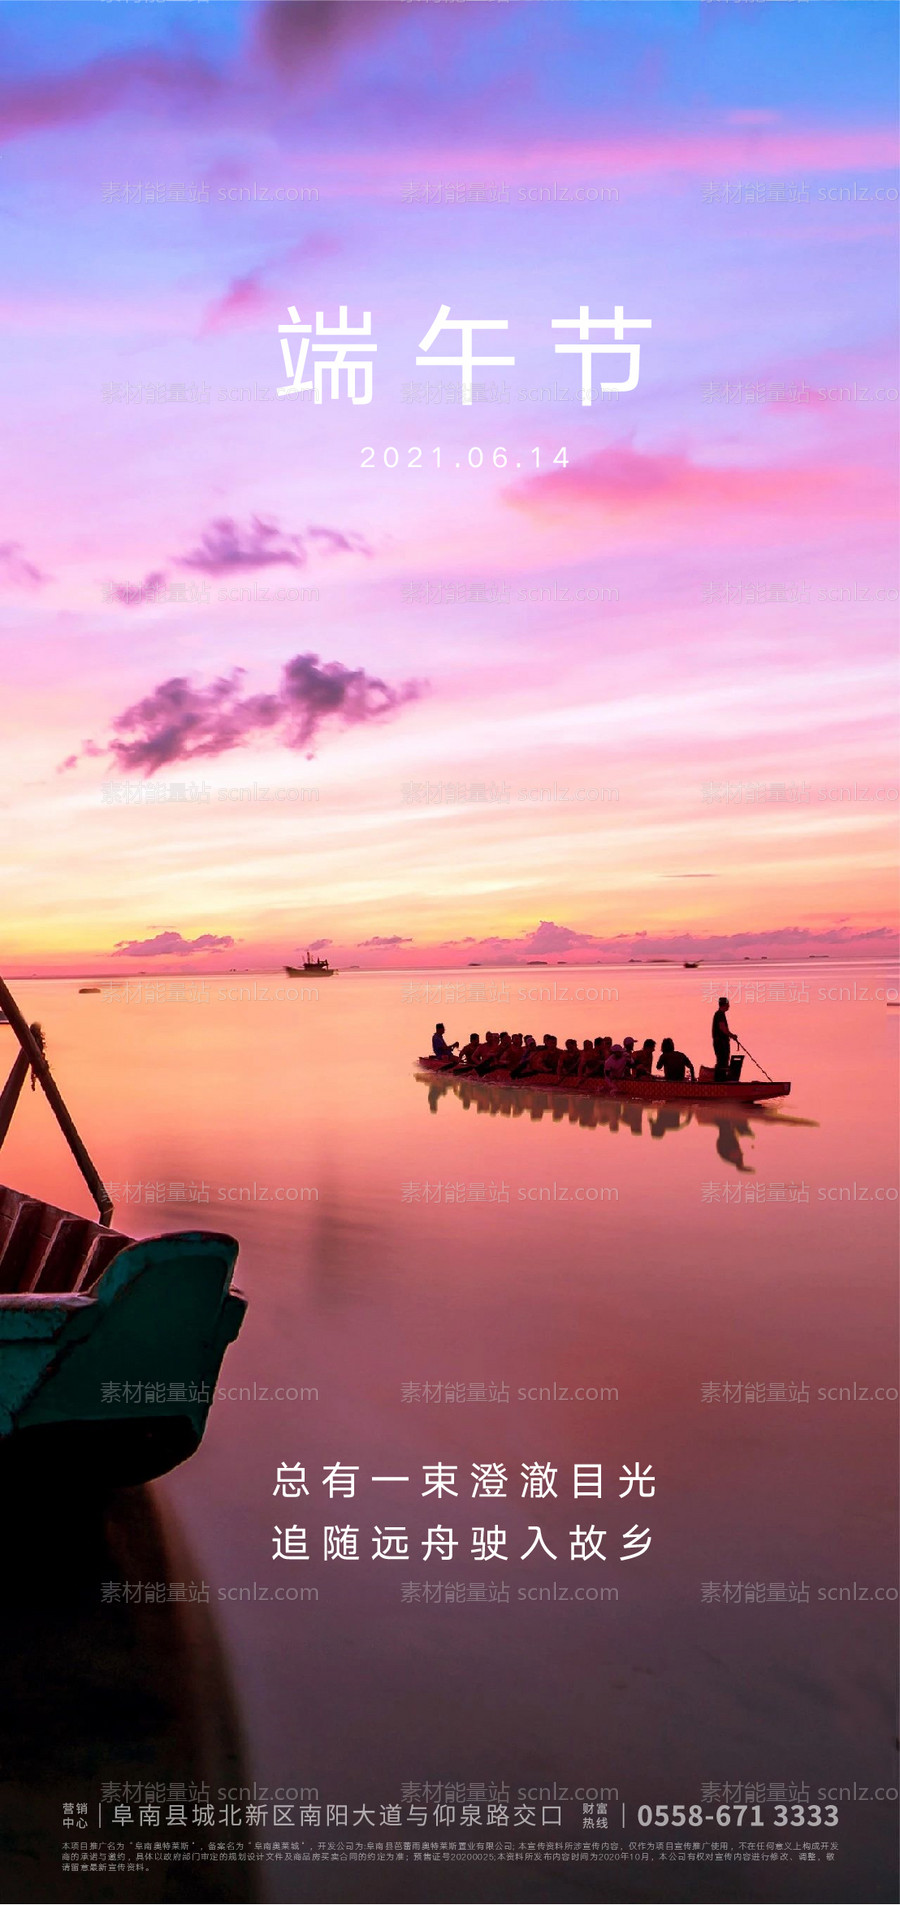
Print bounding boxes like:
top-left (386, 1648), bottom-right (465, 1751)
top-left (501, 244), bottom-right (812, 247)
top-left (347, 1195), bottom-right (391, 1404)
top-left (0, 1484), bottom-right (256, 1903)
top-left (420, 1073), bottom-right (816, 1173)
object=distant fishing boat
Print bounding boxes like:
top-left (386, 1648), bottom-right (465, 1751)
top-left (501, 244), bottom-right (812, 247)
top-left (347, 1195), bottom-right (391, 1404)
top-left (285, 949), bottom-right (337, 977)
top-left (683, 961), bottom-right (700, 968)
top-left (0, 975), bottom-right (246, 1486)
top-left (78, 986), bottom-right (101, 994)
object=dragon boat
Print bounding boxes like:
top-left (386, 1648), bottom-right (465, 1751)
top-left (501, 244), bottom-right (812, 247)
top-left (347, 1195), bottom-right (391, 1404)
top-left (417, 1056), bottom-right (789, 1105)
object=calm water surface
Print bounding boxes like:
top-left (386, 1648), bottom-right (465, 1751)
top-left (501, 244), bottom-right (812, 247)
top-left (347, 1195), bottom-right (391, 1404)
top-left (2, 966), bottom-right (897, 1902)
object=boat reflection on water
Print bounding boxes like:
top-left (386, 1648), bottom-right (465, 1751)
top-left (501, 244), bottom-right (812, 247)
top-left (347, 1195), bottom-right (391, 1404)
top-left (0, 1485), bottom-right (256, 1904)
top-left (420, 1073), bottom-right (816, 1174)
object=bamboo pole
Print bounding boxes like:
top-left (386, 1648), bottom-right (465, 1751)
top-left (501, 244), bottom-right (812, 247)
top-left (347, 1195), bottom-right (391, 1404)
top-left (0, 1048), bottom-right (31, 1149)
top-left (0, 978), bottom-right (113, 1225)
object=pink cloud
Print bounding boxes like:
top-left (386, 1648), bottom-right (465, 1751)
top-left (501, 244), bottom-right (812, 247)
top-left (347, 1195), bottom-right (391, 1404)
top-left (440, 922), bottom-right (899, 962)
top-left (504, 444), bottom-right (839, 522)
top-left (358, 934), bottom-right (413, 948)
top-left (199, 273), bottom-right (271, 337)
top-left (197, 236), bottom-right (344, 337)
top-left (113, 930), bottom-right (235, 958)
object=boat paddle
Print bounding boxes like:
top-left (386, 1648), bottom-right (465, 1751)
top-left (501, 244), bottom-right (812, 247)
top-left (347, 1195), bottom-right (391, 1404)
top-left (735, 1038), bottom-right (777, 1084)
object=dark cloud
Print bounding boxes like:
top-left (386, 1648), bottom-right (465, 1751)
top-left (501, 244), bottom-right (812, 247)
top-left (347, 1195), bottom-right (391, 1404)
top-left (178, 515), bottom-right (307, 574)
top-left (279, 653), bottom-right (414, 748)
top-left (72, 652), bottom-right (425, 776)
top-left (103, 515), bottom-right (369, 606)
top-left (174, 514), bottom-right (370, 575)
top-left (255, 1), bottom-right (399, 71)
top-left (104, 672), bottom-right (280, 774)
top-left (0, 540), bottom-right (48, 588)
top-left (113, 930), bottom-right (235, 958)
top-left (358, 935), bottom-right (412, 949)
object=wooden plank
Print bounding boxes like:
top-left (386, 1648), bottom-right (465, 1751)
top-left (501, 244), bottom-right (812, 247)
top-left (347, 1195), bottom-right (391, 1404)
top-left (29, 1216), bottom-right (100, 1295)
top-left (0, 1199), bottom-right (43, 1294)
top-left (76, 1229), bottom-right (130, 1294)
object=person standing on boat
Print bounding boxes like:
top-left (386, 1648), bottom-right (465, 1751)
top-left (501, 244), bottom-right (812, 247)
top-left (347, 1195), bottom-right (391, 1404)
top-left (711, 997), bottom-right (738, 1080)
top-left (432, 1022), bottom-right (459, 1060)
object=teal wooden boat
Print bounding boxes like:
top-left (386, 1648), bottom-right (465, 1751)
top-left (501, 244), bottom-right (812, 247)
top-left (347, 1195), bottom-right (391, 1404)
top-left (0, 977), bottom-right (246, 1487)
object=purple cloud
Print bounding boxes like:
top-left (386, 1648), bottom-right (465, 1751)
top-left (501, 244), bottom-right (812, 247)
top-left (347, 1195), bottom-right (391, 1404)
top-left (279, 653), bottom-right (417, 747)
top-left (307, 524), bottom-right (370, 557)
top-left (104, 672), bottom-right (279, 774)
top-left (0, 540), bottom-right (47, 588)
top-left (105, 570), bottom-right (167, 606)
top-left (178, 515), bottom-right (307, 574)
top-left (72, 652), bottom-right (424, 775)
top-left (255, 1), bottom-right (399, 70)
top-left (308, 938), bottom-right (332, 951)
top-left (0, 49), bottom-right (220, 146)
top-left (526, 920), bottom-right (598, 953)
top-left (443, 921), bottom-right (899, 961)
top-left (358, 935), bottom-right (412, 949)
top-left (174, 514), bottom-right (370, 574)
top-left (113, 931), bottom-right (235, 958)
top-left (446, 920), bottom-right (598, 954)
top-left (103, 517), bottom-right (368, 607)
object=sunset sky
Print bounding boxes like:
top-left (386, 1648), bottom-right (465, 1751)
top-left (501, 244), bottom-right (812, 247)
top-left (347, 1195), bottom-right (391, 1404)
top-left (1, 0), bottom-right (897, 971)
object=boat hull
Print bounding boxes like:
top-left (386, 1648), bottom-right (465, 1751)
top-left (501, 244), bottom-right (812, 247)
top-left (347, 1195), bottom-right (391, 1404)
top-left (0, 1200), bottom-right (246, 1487)
top-left (0, 1414), bottom-right (202, 1490)
top-left (284, 963), bottom-right (337, 977)
top-left (417, 1057), bottom-right (789, 1104)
